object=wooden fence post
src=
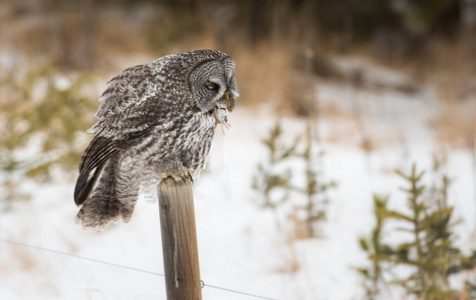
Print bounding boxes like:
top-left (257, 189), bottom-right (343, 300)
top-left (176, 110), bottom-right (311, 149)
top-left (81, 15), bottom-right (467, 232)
top-left (158, 177), bottom-right (202, 300)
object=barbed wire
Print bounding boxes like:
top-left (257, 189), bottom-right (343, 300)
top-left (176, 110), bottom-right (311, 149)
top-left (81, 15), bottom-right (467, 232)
top-left (0, 238), bottom-right (278, 300)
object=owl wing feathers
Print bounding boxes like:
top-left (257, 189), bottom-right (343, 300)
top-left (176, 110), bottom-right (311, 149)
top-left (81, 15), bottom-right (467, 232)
top-left (74, 113), bottom-right (157, 206)
top-left (74, 136), bottom-right (117, 206)
top-left (74, 63), bottom-right (162, 206)
top-left (95, 64), bottom-right (155, 120)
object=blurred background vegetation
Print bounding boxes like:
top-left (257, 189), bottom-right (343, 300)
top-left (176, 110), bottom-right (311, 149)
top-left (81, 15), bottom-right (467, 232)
top-left (1, 0), bottom-right (475, 226)
top-left (1, 0), bottom-right (474, 184)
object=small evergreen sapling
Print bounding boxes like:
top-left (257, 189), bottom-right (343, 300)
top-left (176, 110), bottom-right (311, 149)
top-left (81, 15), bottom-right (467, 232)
top-left (358, 163), bottom-right (476, 299)
top-left (388, 164), bottom-right (456, 298)
top-left (295, 124), bottom-right (336, 237)
top-left (252, 122), bottom-right (335, 238)
top-left (252, 122), bottom-right (298, 208)
top-left (357, 195), bottom-right (391, 300)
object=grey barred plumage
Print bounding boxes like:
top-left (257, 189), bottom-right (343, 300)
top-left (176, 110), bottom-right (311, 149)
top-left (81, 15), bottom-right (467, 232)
top-left (74, 50), bottom-right (239, 230)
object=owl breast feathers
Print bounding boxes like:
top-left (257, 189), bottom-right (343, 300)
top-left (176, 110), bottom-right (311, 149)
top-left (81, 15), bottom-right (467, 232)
top-left (74, 50), bottom-right (238, 230)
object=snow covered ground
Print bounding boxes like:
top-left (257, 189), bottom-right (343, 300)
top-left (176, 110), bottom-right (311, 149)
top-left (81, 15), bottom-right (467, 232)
top-left (1, 62), bottom-right (475, 300)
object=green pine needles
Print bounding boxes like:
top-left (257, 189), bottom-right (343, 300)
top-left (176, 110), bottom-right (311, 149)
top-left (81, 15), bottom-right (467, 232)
top-left (0, 64), bottom-right (96, 204)
top-left (358, 163), bottom-right (476, 300)
top-left (357, 194), bottom-right (389, 300)
top-left (252, 121), bottom-right (336, 238)
top-left (252, 122), bottom-right (298, 209)
top-left (297, 124), bottom-right (336, 237)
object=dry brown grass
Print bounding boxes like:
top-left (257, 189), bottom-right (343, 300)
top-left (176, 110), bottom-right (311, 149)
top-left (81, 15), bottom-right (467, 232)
top-left (429, 101), bottom-right (476, 149)
top-left (421, 39), bottom-right (475, 97)
top-left (273, 233), bottom-right (302, 274)
top-left (418, 37), bottom-right (476, 148)
top-left (232, 42), bottom-right (292, 107)
top-left (274, 247), bottom-right (301, 274)
top-left (316, 101), bottom-right (365, 147)
top-left (0, 2), bottom-right (349, 119)
top-left (0, 229), bottom-right (63, 296)
top-left (0, 240), bottom-right (37, 280)
top-left (350, 34), bottom-right (476, 150)
top-left (269, 209), bottom-right (307, 274)
top-left (6, 9), bottom-right (98, 70)
top-left (4, 1), bottom-right (474, 133)
top-left (1, 2), bottom-right (213, 71)
top-left (318, 101), bottom-right (351, 120)
top-left (14, 247), bottom-right (37, 272)
top-left (289, 208), bottom-right (310, 240)
top-left (231, 41), bottom-right (319, 117)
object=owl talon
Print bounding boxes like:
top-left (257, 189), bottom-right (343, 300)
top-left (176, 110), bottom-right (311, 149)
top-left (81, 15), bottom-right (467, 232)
top-left (160, 169), bottom-right (193, 184)
top-left (187, 172), bottom-right (194, 184)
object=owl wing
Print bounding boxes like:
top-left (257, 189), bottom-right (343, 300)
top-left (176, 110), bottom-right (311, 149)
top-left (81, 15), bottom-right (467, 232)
top-left (74, 64), bottom-right (165, 206)
top-left (74, 126), bottom-right (153, 206)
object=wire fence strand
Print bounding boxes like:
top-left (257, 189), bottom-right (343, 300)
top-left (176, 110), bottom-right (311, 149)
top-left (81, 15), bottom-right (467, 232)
top-left (0, 238), bottom-right (278, 300)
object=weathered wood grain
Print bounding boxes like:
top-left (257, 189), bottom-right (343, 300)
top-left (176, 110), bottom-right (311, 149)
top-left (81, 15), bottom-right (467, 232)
top-left (158, 177), bottom-right (202, 300)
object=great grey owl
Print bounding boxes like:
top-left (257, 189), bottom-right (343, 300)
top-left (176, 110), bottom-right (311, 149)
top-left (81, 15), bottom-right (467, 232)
top-left (74, 50), bottom-right (238, 229)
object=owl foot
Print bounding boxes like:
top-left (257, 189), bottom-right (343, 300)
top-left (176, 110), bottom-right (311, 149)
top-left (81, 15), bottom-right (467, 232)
top-left (161, 168), bottom-right (194, 184)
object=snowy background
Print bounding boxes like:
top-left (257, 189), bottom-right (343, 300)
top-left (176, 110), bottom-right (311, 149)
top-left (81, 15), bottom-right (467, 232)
top-left (1, 58), bottom-right (475, 299)
top-left (1, 1), bottom-right (476, 299)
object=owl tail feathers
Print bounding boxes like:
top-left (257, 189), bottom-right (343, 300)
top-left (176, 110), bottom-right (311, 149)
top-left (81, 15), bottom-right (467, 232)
top-left (75, 196), bottom-right (136, 231)
top-left (75, 157), bottom-right (138, 230)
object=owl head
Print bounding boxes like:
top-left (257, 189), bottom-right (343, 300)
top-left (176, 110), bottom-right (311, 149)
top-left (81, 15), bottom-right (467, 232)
top-left (187, 51), bottom-right (239, 123)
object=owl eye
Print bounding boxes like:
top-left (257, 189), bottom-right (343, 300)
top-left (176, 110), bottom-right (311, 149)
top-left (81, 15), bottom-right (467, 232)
top-left (205, 82), bottom-right (219, 91)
